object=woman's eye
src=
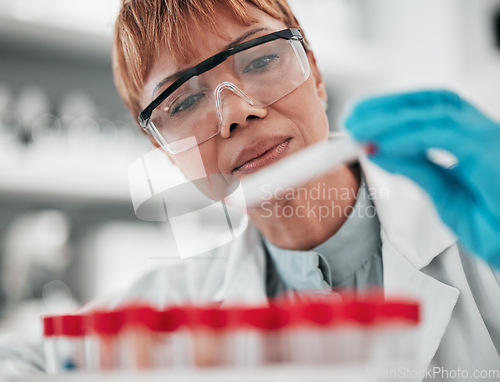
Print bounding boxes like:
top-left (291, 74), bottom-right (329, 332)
top-left (243, 54), bottom-right (279, 74)
top-left (170, 93), bottom-right (204, 116)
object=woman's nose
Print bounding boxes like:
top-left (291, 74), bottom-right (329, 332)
top-left (215, 82), bottom-right (268, 139)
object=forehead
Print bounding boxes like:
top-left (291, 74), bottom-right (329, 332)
top-left (141, 5), bottom-right (287, 105)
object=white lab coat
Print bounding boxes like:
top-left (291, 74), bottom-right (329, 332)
top-left (1, 160), bottom-right (499, 381)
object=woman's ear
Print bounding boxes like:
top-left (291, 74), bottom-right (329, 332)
top-left (307, 50), bottom-right (328, 109)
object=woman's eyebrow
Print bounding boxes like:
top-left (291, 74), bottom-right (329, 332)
top-left (225, 27), bottom-right (269, 49)
top-left (152, 70), bottom-right (186, 97)
top-left (152, 27), bottom-right (271, 98)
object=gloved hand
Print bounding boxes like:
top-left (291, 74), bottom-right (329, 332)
top-left (344, 89), bottom-right (500, 268)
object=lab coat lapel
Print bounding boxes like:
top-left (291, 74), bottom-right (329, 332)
top-left (361, 158), bottom-right (457, 269)
top-left (381, 235), bottom-right (459, 371)
top-left (362, 159), bottom-right (460, 371)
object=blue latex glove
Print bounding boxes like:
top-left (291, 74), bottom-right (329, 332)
top-left (344, 89), bottom-right (500, 268)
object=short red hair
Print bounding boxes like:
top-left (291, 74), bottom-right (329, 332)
top-left (112, 0), bottom-right (305, 122)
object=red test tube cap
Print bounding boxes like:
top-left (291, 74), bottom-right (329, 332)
top-left (244, 306), bottom-right (291, 331)
top-left (124, 305), bottom-right (158, 331)
top-left (43, 316), bottom-right (56, 337)
top-left (60, 315), bottom-right (85, 337)
top-left (159, 307), bottom-right (188, 332)
top-left (381, 301), bottom-right (420, 324)
top-left (89, 310), bottom-right (126, 335)
top-left (197, 308), bottom-right (228, 330)
top-left (343, 300), bottom-right (378, 325)
top-left (301, 302), bottom-right (336, 327)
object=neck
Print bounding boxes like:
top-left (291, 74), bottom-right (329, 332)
top-left (247, 164), bottom-right (361, 250)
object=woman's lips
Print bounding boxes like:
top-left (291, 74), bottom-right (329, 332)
top-left (233, 139), bottom-right (291, 174)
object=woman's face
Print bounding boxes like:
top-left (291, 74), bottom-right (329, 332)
top-left (139, 5), bottom-right (330, 190)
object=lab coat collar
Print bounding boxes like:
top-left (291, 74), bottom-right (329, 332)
top-left (361, 157), bottom-right (457, 270)
top-left (380, 233), bottom-right (460, 372)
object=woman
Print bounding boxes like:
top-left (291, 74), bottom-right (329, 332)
top-left (0, 0), bottom-right (498, 378)
top-left (109, 0), bottom-right (500, 378)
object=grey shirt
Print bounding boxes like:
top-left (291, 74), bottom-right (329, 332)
top-left (264, 178), bottom-right (383, 298)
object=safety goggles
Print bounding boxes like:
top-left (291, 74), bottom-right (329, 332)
top-left (139, 28), bottom-right (310, 154)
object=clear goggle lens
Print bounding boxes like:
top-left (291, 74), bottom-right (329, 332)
top-left (149, 38), bottom-right (310, 154)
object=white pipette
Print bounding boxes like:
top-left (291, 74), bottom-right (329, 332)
top-left (230, 135), bottom-right (368, 208)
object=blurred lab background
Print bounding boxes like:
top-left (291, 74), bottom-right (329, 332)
top-left (0, 0), bottom-right (499, 331)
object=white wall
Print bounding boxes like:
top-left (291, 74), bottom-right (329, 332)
top-left (289, 0), bottom-right (500, 124)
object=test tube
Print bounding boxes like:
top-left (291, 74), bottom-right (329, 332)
top-left (43, 314), bottom-right (87, 373)
top-left (154, 307), bottom-right (186, 368)
top-left (121, 306), bottom-right (156, 369)
top-left (189, 306), bottom-right (230, 367)
top-left (122, 305), bottom-right (190, 370)
top-left (243, 305), bottom-right (292, 365)
top-left (220, 306), bottom-right (254, 367)
top-left (86, 309), bottom-right (126, 371)
top-left (290, 300), bottom-right (336, 364)
top-left (56, 315), bottom-right (87, 372)
top-left (42, 316), bottom-right (58, 374)
top-left (372, 299), bottom-right (420, 363)
top-left (326, 294), bottom-right (419, 366)
top-left (334, 299), bottom-right (378, 364)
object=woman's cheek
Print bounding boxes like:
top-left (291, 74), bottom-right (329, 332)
top-left (172, 148), bottom-right (209, 180)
